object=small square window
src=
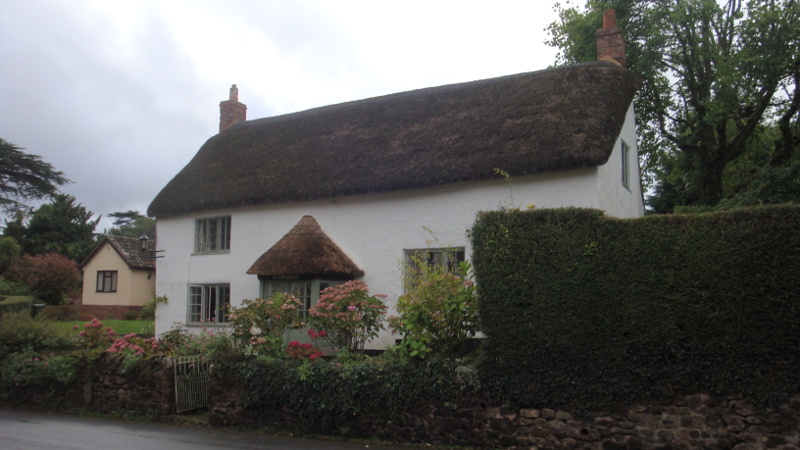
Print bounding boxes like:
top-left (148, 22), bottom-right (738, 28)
top-left (194, 216), bottom-right (231, 254)
top-left (404, 248), bottom-right (465, 290)
top-left (96, 271), bottom-right (117, 293)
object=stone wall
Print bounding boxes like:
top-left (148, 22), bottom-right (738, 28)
top-left (3, 355), bottom-right (174, 415)
top-left (210, 386), bottom-right (800, 450)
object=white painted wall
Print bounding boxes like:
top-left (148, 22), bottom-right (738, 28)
top-left (597, 104), bottom-right (645, 218)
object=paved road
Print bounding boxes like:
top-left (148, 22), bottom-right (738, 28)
top-left (0, 409), bottom-right (407, 450)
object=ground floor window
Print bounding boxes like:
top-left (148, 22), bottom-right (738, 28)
top-left (404, 247), bottom-right (465, 280)
top-left (188, 284), bottom-right (230, 324)
top-left (261, 279), bottom-right (342, 319)
top-left (96, 271), bottom-right (118, 292)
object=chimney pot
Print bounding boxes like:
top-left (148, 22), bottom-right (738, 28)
top-left (229, 84), bottom-right (238, 102)
top-left (603, 9), bottom-right (617, 29)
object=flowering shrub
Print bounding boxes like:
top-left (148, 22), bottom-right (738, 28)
top-left (75, 318), bottom-right (115, 348)
top-left (286, 341), bottom-right (323, 361)
top-left (0, 349), bottom-right (78, 388)
top-left (308, 281), bottom-right (387, 352)
top-left (107, 333), bottom-right (158, 356)
top-left (389, 260), bottom-right (479, 358)
top-left (228, 292), bottom-right (303, 356)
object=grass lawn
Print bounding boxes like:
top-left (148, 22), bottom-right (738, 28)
top-left (52, 320), bottom-right (155, 336)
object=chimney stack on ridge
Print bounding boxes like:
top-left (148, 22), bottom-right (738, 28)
top-left (596, 9), bottom-right (626, 68)
top-left (219, 84), bottom-right (247, 133)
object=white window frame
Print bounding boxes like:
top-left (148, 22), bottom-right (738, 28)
top-left (96, 271), bottom-right (117, 293)
top-left (187, 284), bottom-right (230, 325)
top-left (621, 140), bottom-right (631, 190)
top-left (194, 216), bottom-right (231, 254)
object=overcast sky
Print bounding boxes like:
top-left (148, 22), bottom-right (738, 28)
top-left (0, 0), bottom-right (560, 232)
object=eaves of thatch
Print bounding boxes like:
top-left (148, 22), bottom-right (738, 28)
top-left (247, 215), bottom-right (364, 279)
top-left (148, 61), bottom-right (640, 218)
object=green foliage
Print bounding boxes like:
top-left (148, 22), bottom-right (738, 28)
top-left (0, 296), bottom-right (33, 316)
top-left (138, 293), bottom-right (167, 320)
top-left (24, 194), bottom-right (100, 262)
top-left (471, 206), bottom-right (800, 411)
top-left (229, 292), bottom-right (303, 357)
top-left (548, 0), bottom-right (800, 206)
top-left (0, 236), bottom-right (22, 274)
top-left (107, 210), bottom-right (155, 239)
top-left (236, 356), bottom-right (466, 432)
top-left (121, 310), bottom-right (139, 321)
top-left (389, 258), bottom-right (479, 359)
top-left (0, 348), bottom-right (81, 388)
top-left (0, 138), bottom-right (68, 215)
top-left (308, 280), bottom-right (387, 352)
top-left (5, 253), bottom-right (81, 305)
top-left (0, 311), bottom-right (77, 360)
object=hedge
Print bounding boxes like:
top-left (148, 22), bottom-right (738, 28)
top-left (235, 357), bottom-right (471, 431)
top-left (0, 296), bottom-right (34, 316)
top-left (470, 205), bottom-right (800, 411)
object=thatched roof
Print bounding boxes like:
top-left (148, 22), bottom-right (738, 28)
top-left (80, 234), bottom-right (156, 271)
top-left (148, 61), bottom-right (640, 218)
top-left (247, 216), bottom-right (364, 279)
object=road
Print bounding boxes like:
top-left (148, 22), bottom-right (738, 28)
top-left (0, 409), bottom-right (408, 450)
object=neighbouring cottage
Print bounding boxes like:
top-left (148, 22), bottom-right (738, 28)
top-left (79, 234), bottom-right (156, 319)
top-left (148, 11), bottom-right (644, 347)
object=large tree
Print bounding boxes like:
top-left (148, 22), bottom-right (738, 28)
top-left (0, 139), bottom-right (69, 214)
top-left (107, 210), bottom-right (155, 239)
top-left (547, 0), bottom-right (800, 206)
top-left (24, 194), bottom-right (100, 263)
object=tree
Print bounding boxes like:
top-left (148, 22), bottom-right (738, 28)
top-left (0, 236), bottom-right (21, 275)
top-left (107, 210), bottom-right (155, 239)
top-left (5, 253), bottom-right (81, 305)
top-left (547, 0), bottom-right (800, 206)
top-left (0, 139), bottom-right (69, 214)
top-left (25, 194), bottom-right (100, 263)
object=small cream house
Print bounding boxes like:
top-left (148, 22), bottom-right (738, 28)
top-left (80, 235), bottom-right (155, 318)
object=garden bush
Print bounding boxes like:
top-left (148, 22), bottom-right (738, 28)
top-left (0, 296), bottom-right (33, 317)
top-left (229, 292), bottom-right (303, 357)
top-left (4, 253), bottom-right (80, 305)
top-left (389, 259), bottom-right (479, 359)
top-left (308, 280), bottom-right (387, 352)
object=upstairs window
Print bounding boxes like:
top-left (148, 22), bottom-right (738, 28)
top-left (96, 271), bottom-right (117, 292)
top-left (621, 140), bottom-right (631, 190)
top-left (195, 216), bottom-right (231, 254)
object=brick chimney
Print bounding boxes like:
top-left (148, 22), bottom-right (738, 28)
top-left (219, 84), bottom-right (247, 133)
top-left (596, 9), bottom-right (626, 68)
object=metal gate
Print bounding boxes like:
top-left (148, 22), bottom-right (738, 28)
top-left (173, 356), bottom-right (210, 413)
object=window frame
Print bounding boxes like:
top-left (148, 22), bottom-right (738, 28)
top-left (187, 284), bottom-right (231, 325)
top-left (621, 140), bottom-right (631, 190)
top-left (404, 247), bottom-right (466, 290)
top-left (193, 216), bottom-right (231, 254)
top-left (96, 271), bottom-right (118, 293)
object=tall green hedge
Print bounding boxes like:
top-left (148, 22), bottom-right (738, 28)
top-left (471, 205), bottom-right (800, 411)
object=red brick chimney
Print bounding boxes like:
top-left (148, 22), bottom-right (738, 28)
top-left (596, 9), bottom-right (626, 68)
top-left (219, 84), bottom-right (247, 133)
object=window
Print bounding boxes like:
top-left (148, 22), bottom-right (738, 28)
top-left (96, 271), bottom-right (117, 292)
top-left (261, 279), bottom-right (342, 319)
top-left (404, 248), bottom-right (466, 288)
top-left (188, 284), bottom-right (230, 324)
top-left (621, 140), bottom-right (631, 190)
top-left (194, 216), bottom-right (231, 254)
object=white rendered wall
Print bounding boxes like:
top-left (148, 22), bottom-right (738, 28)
top-left (154, 168), bottom-right (607, 347)
top-left (597, 105), bottom-right (645, 218)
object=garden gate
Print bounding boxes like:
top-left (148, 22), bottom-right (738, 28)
top-left (173, 355), bottom-right (210, 413)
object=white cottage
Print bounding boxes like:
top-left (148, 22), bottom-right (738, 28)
top-left (148, 14), bottom-right (643, 347)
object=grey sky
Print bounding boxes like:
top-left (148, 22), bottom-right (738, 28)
top-left (0, 0), bottom-right (560, 232)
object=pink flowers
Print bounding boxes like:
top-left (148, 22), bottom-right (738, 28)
top-left (286, 340), bottom-right (323, 360)
top-left (72, 325), bottom-right (79, 330)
